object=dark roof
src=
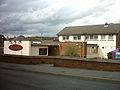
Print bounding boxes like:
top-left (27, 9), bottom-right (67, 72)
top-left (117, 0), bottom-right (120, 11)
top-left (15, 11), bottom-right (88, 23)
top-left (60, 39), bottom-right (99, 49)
top-left (57, 23), bottom-right (120, 35)
top-left (12, 35), bottom-right (29, 41)
top-left (105, 22), bottom-right (109, 25)
top-left (0, 34), bottom-right (6, 39)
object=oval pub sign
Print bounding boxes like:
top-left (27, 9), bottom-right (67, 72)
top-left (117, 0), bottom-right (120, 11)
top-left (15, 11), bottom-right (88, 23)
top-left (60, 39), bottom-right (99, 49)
top-left (9, 44), bottom-right (23, 51)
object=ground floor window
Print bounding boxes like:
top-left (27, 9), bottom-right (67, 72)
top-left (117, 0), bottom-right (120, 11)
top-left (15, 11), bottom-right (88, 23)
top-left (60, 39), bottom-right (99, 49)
top-left (87, 46), bottom-right (98, 54)
top-left (91, 46), bottom-right (98, 54)
top-left (39, 48), bottom-right (48, 55)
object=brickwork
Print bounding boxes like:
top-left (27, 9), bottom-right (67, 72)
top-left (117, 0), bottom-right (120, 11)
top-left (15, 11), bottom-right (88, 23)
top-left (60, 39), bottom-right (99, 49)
top-left (116, 32), bottom-right (120, 48)
top-left (0, 54), bottom-right (120, 71)
top-left (40, 41), bottom-right (87, 58)
top-left (48, 46), bottom-right (59, 56)
top-left (59, 42), bottom-right (87, 58)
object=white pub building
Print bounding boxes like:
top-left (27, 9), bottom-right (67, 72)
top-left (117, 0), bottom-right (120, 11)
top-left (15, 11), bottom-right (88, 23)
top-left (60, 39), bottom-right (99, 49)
top-left (57, 23), bottom-right (120, 59)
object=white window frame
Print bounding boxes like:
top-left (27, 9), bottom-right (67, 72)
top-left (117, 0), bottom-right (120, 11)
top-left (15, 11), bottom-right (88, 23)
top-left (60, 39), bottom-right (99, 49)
top-left (93, 35), bottom-right (98, 40)
top-left (101, 35), bottom-right (106, 40)
top-left (73, 35), bottom-right (81, 40)
top-left (108, 35), bottom-right (113, 40)
top-left (85, 35), bottom-right (98, 40)
top-left (85, 35), bottom-right (89, 40)
top-left (63, 36), bottom-right (69, 40)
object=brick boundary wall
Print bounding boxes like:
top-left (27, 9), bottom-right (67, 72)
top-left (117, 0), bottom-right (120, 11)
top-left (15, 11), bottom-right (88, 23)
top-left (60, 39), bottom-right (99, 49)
top-left (0, 54), bottom-right (120, 71)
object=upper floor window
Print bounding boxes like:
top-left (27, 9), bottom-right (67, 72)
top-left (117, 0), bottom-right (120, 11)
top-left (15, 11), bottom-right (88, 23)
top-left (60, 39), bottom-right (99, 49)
top-left (90, 35), bottom-right (94, 40)
top-left (108, 35), bottom-right (113, 40)
top-left (93, 35), bottom-right (98, 40)
top-left (85, 35), bottom-right (89, 40)
top-left (73, 35), bottom-right (81, 40)
top-left (85, 35), bottom-right (98, 40)
top-left (63, 36), bottom-right (69, 40)
top-left (101, 35), bottom-right (106, 40)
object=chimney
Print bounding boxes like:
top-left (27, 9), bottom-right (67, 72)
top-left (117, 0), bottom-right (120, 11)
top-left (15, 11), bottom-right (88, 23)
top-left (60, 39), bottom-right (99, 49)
top-left (104, 22), bottom-right (109, 27)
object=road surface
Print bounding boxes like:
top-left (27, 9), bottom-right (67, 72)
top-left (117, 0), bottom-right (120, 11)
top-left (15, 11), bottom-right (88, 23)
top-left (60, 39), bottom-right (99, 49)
top-left (0, 68), bottom-right (120, 90)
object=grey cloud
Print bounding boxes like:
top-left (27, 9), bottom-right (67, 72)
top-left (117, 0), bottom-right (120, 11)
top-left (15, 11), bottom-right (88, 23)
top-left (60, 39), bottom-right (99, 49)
top-left (0, 0), bottom-right (50, 12)
top-left (0, 0), bottom-right (116, 36)
top-left (20, 0), bottom-right (113, 26)
top-left (0, 0), bottom-right (5, 5)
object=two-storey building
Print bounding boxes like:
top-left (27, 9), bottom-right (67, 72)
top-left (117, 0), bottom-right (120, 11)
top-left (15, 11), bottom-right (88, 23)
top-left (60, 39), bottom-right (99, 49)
top-left (57, 23), bottom-right (120, 59)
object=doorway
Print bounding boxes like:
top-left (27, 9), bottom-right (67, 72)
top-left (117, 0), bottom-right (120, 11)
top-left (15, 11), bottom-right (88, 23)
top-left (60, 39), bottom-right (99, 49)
top-left (87, 44), bottom-right (99, 58)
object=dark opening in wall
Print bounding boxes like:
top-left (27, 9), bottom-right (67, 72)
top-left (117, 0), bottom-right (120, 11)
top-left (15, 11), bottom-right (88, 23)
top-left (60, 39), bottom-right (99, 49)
top-left (39, 48), bottom-right (47, 55)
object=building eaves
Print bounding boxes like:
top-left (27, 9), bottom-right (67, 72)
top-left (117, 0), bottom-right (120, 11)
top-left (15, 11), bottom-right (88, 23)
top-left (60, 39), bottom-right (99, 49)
top-left (31, 43), bottom-right (59, 47)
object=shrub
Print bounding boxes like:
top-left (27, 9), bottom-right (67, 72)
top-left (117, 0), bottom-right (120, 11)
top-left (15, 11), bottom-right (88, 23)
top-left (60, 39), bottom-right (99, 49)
top-left (64, 44), bottom-right (79, 57)
top-left (107, 51), bottom-right (112, 59)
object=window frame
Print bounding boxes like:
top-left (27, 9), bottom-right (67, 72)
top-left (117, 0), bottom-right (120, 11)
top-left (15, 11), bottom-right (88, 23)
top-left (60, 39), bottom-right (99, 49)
top-left (63, 36), bottom-right (69, 40)
top-left (39, 48), bottom-right (48, 56)
top-left (101, 35), bottom-right (106, 40)
top-left (73, 35), bottom-right (81, 40)
top-left (93, 35), bottom-right (98, 40)
top-left (108, 34), bottom-right (113, 40)
top-left (85, 35), bottom-right (98, 40)
top-left (85, 35), bottom-right (89, 40)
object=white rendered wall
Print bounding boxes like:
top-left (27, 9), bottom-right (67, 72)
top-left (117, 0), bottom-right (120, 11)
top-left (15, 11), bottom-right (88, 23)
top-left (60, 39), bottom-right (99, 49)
top-left (69, 36), bottom-right (73, 42)
top-left (86, 35), bottom-right (116, 58)
top-left (59, 35), bottom-right (85, 42)
top-left (59, 36), bottom-right (63, 42)
top-left (4, 41), bottom-right (31, 56)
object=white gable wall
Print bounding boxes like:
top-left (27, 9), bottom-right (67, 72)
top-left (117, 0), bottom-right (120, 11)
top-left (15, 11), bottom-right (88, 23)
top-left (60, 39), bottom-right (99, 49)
top-left (59, 36), bottom-right (63, 42)
top-left (4, 41), bottom-right (31, 56)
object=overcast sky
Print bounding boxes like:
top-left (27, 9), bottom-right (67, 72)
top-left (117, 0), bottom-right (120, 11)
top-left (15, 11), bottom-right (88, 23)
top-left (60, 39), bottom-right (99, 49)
top-left (0, 0), bottom-right (120, 37)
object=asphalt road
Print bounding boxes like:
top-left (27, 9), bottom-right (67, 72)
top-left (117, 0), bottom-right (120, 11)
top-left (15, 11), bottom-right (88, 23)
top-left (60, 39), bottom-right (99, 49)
top-left (0, 68), bottom-right (120, 90)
